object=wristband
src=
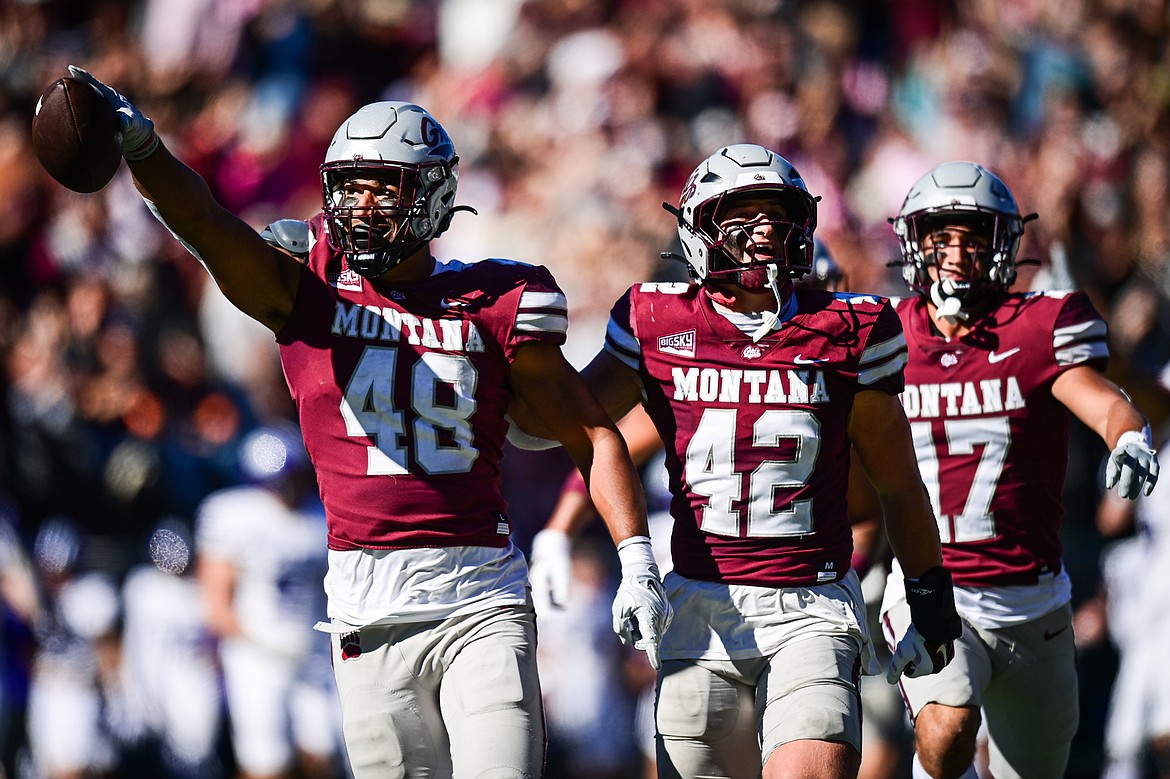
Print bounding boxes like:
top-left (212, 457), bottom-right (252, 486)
top-left (617, 536), bottom-right (656, 577)
top-left (124, 130), bottom-right (160, 162)
top-left (904, 565), bottom-right (962, 644)
top-left (1115, 427), bottom-right (1154, 450)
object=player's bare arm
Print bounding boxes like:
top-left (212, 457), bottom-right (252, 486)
top-left (196, 555), bottom-right (242, 639)
top-left (67, 67), bottom-right (301, 332)
top-left (510, 342), bottom-right (672, 666)
top-left (126, 146), bottom-right (302, 330)
top-left (1053, 366), bottom-right (1150, 447)
top-left (850, 388), bottom-right (960, 682)
top-left (506, 347), bottom-right (645, 443)
top-left (1052, 365), bottom-right (1159, 498)
top-left (847, 389), bottom-right (942, 577)
top-left (544, 405), bottom-right (662, 536)
top-left (509, 343), bottom-right (648, 544)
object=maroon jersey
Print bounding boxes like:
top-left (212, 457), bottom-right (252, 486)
top-left (605, 283), bottom-right (907, 587)
top-left (894, 291), bottom-right (1109, 587)
top-left (277, 217), bottom-right (567, 551)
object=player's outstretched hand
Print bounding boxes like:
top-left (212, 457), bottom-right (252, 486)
top-left (1106, 430), bottom-right (1160, 499)
top-left (528, 529), bottom-right (572, 612)
top-left (67, 66), bottom-right (158, 161)
top-left (887, 565), bottom-right (961, 684)
top-left (611, 536), bottom-right (672, 670)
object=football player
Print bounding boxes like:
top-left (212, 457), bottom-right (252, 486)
top-left (882, 161), bottom-right (1160, 779)
top-left (195, 424), bottom-right (340, 779)
top-left (68, 66), bottom-right (670, 778)
top-left (514, 144), bottom-right (960, 779)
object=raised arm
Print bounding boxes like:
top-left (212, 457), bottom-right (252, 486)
top-left (70, 67), bottom-right (302, 332)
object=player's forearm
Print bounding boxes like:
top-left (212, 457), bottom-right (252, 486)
top-left (581, 427), bottom-right (650, 544)
top-left (881, 491), bottom-right (943, 579)
top-left (127, 142), bottom-right (223, 235)
top-left (544, 471), bottom-right (596, 536)
top-left (1102, 398), bottom-right (1150, 449)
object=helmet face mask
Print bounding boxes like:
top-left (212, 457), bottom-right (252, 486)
top-left (672, 145), bottom-right (818, 288)
top-left (321, 102), bottom-right (459, 278)
top-left (892, 162), bottom-right (1027, 304)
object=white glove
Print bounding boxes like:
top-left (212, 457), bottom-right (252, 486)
top-left (886, 623), bottom-right (951, 684)
top-left (611, 536), bottom-right (672, 670)
top-left (67, 66), bottom-right (159, 161)
top-left (528, 529), bottom-right (572, 612)
top-left (1106, 429), bottom-right (1160, 499)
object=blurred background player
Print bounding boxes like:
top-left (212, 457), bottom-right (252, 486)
top-left (116, 520), bottom-right (224, 779)
top-left (195, 424), bottom-right (341, 779)
top-left (1094, 421), bottom-right (1170, 779)
top-left (25, 517), bottom-right (121, 779)
top-left (883, 161), bottom-right (1160, 779)
top-left (68, 66), bottom-right (667, 778)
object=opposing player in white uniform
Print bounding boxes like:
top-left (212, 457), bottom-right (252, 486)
top-left (882, 161), bottom-right (1160, 779)
top-left (515, 144), bottom-right (960, 779)
top-left (72, 65), bottom-right (669, 779)
top-left (196, 424), bottom-right (340, 779)
top-left (1098, 423), bottom-right (1170, 778)
top-left (118, 521), bottom-right (223, 778)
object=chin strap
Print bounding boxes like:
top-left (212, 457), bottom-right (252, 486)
top-left (929, 279), bottom-right (969, 326)
top-left (750, 265), bottom-right (786, 342)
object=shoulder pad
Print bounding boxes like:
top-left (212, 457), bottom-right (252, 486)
top-left (260, 219), bottom-right (311, 262)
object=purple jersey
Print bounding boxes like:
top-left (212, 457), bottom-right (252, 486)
top-left (278, 217), bottom-right (567, 551)
top-left (605, 283), bottom-right (907, 587)
top-left (894, 291), bottom-right (1109, 587)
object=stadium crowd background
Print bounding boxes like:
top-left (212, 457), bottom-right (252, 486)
top-left (0, 0), bottom-right (1169, 777)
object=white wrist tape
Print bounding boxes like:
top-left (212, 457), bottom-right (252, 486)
top-left (1116, 427), bottom-right (1154, 450)
top-left (617, 536), bottom-right (656, 576)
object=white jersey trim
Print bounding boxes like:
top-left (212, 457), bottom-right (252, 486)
top-left (858, 331), bottom-right (908, 385)
top-left (604, 317), bottom-right (642, 371)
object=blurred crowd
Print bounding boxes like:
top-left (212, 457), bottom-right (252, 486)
top-left (1, 0), bottom-right (1169, 777)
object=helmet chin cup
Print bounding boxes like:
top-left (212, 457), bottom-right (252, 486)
top-left (930, 280), bottom-right (968, 323)
top-left (345, 237), bottom-right (424, 278)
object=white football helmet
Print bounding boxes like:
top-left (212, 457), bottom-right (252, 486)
top-left (321, 101), bottom-right (465, 278)
top-left (892, 161), bottom-right (1034, 300)
top-left (667, 144), bottom-right (818, 285)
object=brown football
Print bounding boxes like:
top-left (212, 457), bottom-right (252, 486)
top-left (31, 76), bottom-right (122, 194)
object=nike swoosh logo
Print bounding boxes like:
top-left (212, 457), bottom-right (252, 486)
top-left (1044, 626), bottom-right (1069, 641)
top-left (439, 298), bottom-right (464, 309)
top-left (987, 347), bottom-right (1021, 364)
top-left (793, 355), bottom-right (823, 365)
